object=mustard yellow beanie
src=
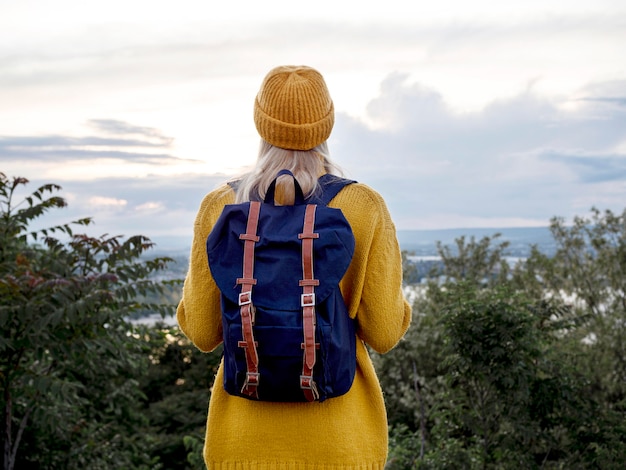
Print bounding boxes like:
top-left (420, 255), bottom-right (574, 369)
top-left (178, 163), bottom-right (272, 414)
top-left (254, 65), bottom-right (334, 151)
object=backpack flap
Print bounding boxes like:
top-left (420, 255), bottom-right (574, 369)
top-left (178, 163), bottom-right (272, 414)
top-left (206, 202), bottom-right (355, 311)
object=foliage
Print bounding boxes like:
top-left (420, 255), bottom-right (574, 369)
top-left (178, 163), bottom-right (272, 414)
top-left (138, 324), bottom-right (221, 470)
top-left (541, 208), bottom-right (626, 407)
top-left (0, 173), bottom-right (174, 470)
top-left (378, 207), bottom-right (626, 469)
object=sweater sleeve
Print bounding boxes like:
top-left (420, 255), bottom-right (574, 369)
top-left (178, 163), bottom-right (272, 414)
top-left (332, 184), bottom-right (412, 354)
top-left (176, 185), bottom-right (234, 352)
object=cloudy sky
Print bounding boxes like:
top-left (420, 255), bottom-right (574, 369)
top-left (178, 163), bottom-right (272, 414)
top-left (1, 0), bottom-right (625, 249)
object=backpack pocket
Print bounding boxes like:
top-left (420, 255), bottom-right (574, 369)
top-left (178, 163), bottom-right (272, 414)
top-left (224, 312), bottom-right (331, 402)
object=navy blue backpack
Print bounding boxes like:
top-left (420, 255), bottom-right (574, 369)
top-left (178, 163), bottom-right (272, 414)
top-left (206, 170), bottom-right (357, 402)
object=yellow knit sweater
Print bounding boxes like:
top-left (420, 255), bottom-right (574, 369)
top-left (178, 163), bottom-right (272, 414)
top-left (177, 179), bottom-right (412, 470)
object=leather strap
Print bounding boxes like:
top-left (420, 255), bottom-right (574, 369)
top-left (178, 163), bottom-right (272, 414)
top-left (236, 201), bottom-right (261, 398)
top-left (298, 204), bottom-right (320, 401)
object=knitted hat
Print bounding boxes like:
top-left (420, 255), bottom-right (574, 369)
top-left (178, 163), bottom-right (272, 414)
top-left (254, 65), bottom-right (334, 150)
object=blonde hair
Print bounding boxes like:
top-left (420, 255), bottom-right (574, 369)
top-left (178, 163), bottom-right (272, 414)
top-left (234, 140), bottom-right (343, 204)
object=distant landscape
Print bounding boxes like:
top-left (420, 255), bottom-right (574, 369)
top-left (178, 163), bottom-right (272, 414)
top-left (142, 226), bottom-right (557, 323)
top-left (149, 225), bottom-right (556, 273)
top-left (396, 226), bottom-right (555, 257)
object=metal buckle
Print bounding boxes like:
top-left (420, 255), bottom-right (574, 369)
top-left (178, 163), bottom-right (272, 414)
top-left (239, 291), bottom-right (252, 306)
top-left (301, 293), bottom-right (316, 307)
top-left (300, 375), bottom-right (314, 389)
top-left (241, 372), bottom-right (260, 398)
top-left (244, 372), bottom-right (260, 386)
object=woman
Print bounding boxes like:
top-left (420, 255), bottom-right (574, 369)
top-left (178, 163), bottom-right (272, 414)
top-left (177, 65), bottom-right (411, 469)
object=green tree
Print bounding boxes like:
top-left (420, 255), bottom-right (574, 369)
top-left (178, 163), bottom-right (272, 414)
top-left (383, 215), bottom-right (626, 469)
top-left (436, 285), bottom-right (570, 468)
top-left (435, 234), bottom-right (511, 287)
top-left (542, 208), bottom-right (626, 407)
top-left (139, 324), bottom-right (221, 470)
top-left (377, 235), bottom-right (512, 461)
top-left (0, 173), bottom-right (174, 469)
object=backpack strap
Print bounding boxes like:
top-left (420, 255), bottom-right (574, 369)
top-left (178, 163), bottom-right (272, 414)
top-left (315, 174), bottom-right (357, 205)
top-left (236, 201), bottom-right (261, 399)
top-left (265, 169), bottom-right (306, 205)
top-left (229, 174), bottom-right (356, 205)
top-left (298, 204), bottom-right (321, 401)
top-left (227, 179), bottom-right (240, 192)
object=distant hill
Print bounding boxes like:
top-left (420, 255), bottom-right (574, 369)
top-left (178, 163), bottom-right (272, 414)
top-left (397, 226), bottom-right (555, 257)
top-left (149, 236), bottom-right (193, 256)
top-left (150, 226), bottom-right (556, 261)
top-left (142, 226), bottom-right (557, 314)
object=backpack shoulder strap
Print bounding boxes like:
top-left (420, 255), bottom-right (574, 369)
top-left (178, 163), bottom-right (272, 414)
top-left (315, 174), bottom-right (357, 205)
top-left (228, 174), bottom-right (356, 204)
top-left (227, 179), bottom-right (241, 192)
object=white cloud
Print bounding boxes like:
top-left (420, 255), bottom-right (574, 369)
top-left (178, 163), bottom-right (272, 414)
top-left (135, 201), bottom-right (164, 213)
top-left (5, 76), bottom-right (626, 237)
top-left (331, 76), bottom-right (626, 229)
top-left (87, 196), bottom-right (127, 208)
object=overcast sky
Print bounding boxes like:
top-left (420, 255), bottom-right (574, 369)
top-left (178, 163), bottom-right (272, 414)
top-left (1, 0), bottom-right (625, 248)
